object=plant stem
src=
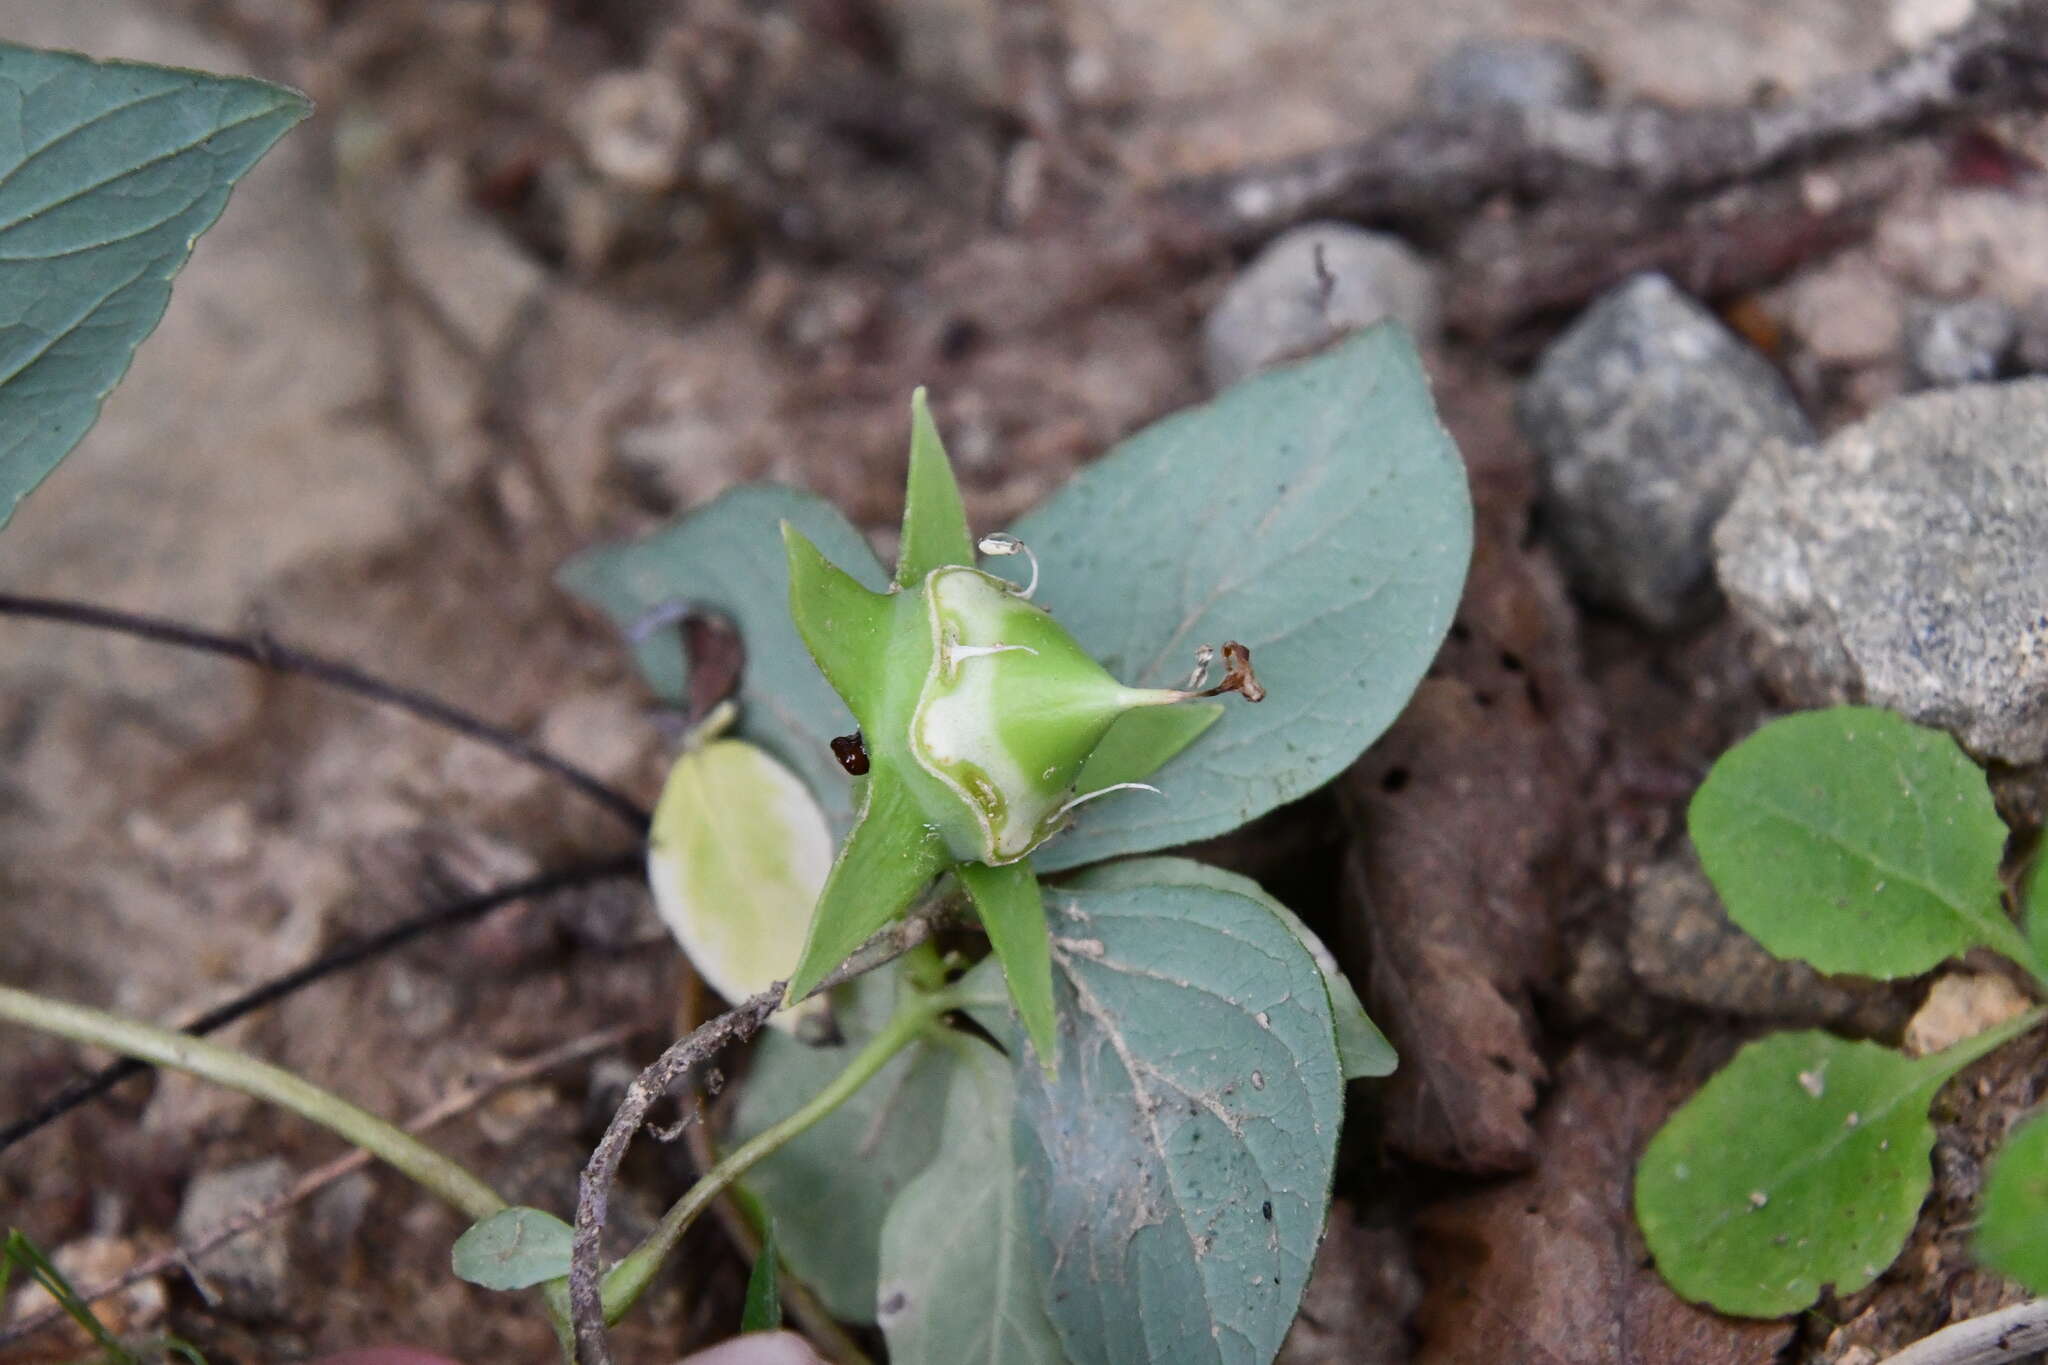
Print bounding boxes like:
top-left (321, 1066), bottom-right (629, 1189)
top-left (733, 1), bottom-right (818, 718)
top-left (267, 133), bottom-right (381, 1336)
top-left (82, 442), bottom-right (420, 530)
top-left (0, 985), bottom-right (503, 1222)
top-left (585, 985), bottom-right (958, 1326)
top-left (567, 898), bottom-right (961, 1365)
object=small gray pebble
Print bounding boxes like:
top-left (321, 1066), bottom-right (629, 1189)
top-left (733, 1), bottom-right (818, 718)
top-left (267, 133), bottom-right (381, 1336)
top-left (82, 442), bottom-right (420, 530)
top-left (176, 1158), bottom-right (294, 1321)
top-left (1419, 37), bottom-right (1602, 118)
top-left (1518, 273), bottom-right (1812, 630)
top-left (1905, 297), bottom-right (2016, 389)
top-left (1202, 222), bottom-right (1439, 390)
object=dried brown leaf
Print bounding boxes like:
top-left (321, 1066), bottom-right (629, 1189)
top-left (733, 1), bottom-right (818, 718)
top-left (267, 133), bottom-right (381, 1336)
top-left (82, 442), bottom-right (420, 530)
top-left (1414, 1047), bottom-right (1794, 1365)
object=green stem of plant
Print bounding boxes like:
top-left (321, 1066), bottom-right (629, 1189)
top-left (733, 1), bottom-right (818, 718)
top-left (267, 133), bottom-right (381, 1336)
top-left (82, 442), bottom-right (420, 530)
top-left (582, 982), bottom-right (962, 1327)
top-left (0, 985), bottom-right (506, 1221)
top-left (899, 937), bottom-right (949, 994)
top-left (0, 984), bottom-right (590, 1349)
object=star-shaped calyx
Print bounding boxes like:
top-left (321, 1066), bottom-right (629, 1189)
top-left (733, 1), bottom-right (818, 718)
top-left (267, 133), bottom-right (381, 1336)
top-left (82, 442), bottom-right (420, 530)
top-left (779, 390), bottom-right (1263, 1069)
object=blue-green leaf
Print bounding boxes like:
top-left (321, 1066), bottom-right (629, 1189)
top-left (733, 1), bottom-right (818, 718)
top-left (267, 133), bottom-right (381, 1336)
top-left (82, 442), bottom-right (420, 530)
top-left (0, 44), bottom-right (309, 531)
top-left (557, 484), bottom-right (888, 829)
top-left (1011, 877), bottom-right (1343, 1365)
top-left (1011, 325), bottom-right (1471, 869)
top-left (451, 1206), bottom-right (573, 1291)
top-left (1069, 856), bottom-right (1395, 1080)
top-left (730, 968), bottom-right (955, 1323)
top-left (877, 1034), bottom-right (1064, 1365)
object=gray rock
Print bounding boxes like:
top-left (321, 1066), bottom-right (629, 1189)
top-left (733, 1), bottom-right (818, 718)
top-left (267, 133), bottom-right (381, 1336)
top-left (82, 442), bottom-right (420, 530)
top-left (176, 1158), bottom-right (293, 1320)
top-left (1715, 379), bottom-right (2048, 762)
top-left (1202, 223), bottom-right (1439, 390)
top-left (1419, 37), bottom-right (1602, 118)
top-left (1625, 853), bottom-right (1906, 1035)
top-left (1906, 297), bottom-right (2016, 389)
top-left (2015, 290), bottom-right (2048, 375)
top-left (1519, 273), bottom-right (1814, 629)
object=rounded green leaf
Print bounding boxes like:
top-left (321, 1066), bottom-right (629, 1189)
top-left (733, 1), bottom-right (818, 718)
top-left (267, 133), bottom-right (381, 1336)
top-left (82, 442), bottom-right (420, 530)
top-left (0, 44), bottom-right (309, 530)
top-left (2025, 857), bottom-right (2048, 977)
top-left (1011, 878), bottom-right (1343, 1365)
top-left (646, 738), bottom-right (832, 1031)
top-left (558, 485), bottom-right (889, 830)
top-left (1636, 1021), bottom-right (2031, 1317)
top-left (451, 1207), bottom-right (573, 1291)
top-left (877, 1034), bottom-right (1064, 1365)
top-left (1009, 325), bottom-right (1472, 869)
top-left (1689, 706), bottom-right (2024, 979)
top-left (730, 969), bottom-right (955, 1322)
top-left (1978, 1108), bottom-right (2048, 1292)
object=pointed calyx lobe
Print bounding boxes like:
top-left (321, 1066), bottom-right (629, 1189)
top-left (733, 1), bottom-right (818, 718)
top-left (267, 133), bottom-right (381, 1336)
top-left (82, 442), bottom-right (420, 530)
top-left (778, 391), bottom-right (1262, 1050)
top-left (896, 387), bottom-right (976, 587)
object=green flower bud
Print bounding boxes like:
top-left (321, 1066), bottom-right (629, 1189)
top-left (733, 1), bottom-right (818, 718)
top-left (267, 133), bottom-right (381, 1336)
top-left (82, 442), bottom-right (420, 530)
top-left (909, 564), bottom-right (1191, 865)
top-left (778, 389), bottom-right (1261, 1068)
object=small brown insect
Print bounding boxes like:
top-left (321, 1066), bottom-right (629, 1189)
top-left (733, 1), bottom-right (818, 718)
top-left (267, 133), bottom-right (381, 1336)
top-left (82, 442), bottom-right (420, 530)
top-left (830, 731), bottom-right (870, 775)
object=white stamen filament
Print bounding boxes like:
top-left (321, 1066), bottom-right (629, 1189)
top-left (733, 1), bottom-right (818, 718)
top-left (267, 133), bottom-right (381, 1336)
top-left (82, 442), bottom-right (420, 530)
top-left (1053, 782), bottom-right (1162, 822)
top-left (977, 532), bottom-right (1040, 599)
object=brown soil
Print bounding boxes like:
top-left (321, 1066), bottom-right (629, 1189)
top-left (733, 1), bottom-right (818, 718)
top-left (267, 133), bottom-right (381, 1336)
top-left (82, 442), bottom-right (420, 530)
top-left (2, 2), bottom-right (2038, 1363)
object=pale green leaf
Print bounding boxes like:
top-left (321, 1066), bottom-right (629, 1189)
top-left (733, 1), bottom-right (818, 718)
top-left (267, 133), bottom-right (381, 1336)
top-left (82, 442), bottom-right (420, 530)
top-left (451, 1207), bottom-right (573, 1291)
top-left (1637, 1016), bottom-right (2036, 1317)
top-left (1012, 877), bottom-right (1342, 1365)
top-left (557, 485), bottom-right (888, 830)
top-left (731, 968), bottom-right (955, 1323)
top-left (0, 44), bottom-right (309, 530)
top-left (646, 739), bottom-right (832, 1030)
top-left (1689, 707), bottom-right (2027, 980)
top-left (1010, 325), bottom-right (1471, 869)
top-left (877, 1034), bottom-right (1065, 1365)
top-left (1069, 856), bottom-right (1395, 1079)
top-left (1978, 1105), bottom-right (2048, 1293)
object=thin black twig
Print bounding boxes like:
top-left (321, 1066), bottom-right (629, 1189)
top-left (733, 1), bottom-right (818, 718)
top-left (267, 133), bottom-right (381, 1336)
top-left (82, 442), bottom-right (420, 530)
top-left (568, 903), bottom-right (955, 1365)
top-left (0, 853), bottom-right (644, 1154)
top-left (0, 593), bottom-right (650, 832)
